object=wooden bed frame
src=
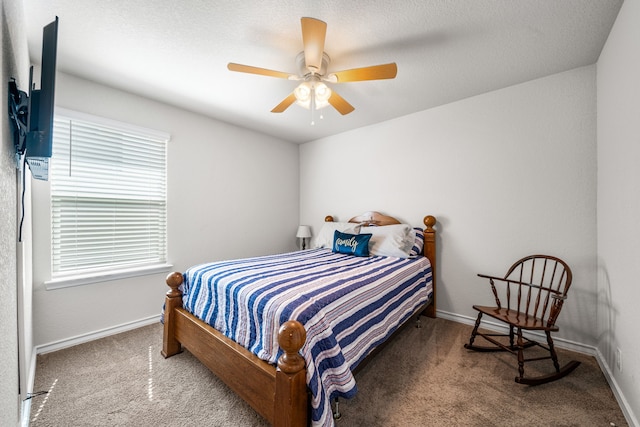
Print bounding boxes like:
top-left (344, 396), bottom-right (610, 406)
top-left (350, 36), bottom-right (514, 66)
top-left (162, 212), bottom-right (437, 427)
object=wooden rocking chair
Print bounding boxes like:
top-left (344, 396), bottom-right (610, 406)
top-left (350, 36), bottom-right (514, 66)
top-left (464, 255), bottom-right (581, 385)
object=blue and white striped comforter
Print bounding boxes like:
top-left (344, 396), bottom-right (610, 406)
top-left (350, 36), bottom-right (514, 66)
top-left (181, 248), bottom-right (433, 427)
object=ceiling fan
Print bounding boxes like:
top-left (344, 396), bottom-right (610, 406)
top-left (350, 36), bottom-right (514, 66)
top-left (227, 17), bottom-right (397, 117)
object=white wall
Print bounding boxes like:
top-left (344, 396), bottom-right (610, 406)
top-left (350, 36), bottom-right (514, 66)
top-left (1, 0), bottom-right (31, 422)
top-left (301, 66), bottom-right (597, 347)
top-left (30, 73), bottom-right (300, 347)
top-left (597, 0), bottom-right (640, 424)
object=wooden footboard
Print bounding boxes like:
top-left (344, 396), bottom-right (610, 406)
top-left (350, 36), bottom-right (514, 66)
top-left (162, 272), bottom-right (307, 426)
top-left (162, 213), bottom-right (437, 427)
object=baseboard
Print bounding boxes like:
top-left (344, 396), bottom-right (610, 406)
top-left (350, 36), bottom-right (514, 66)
top-left (19, 350), bottom-right (38, 427)
top-left (592, 347), bottom-right (640, 427)
top-left (35, 315), bottom-right (161, 355)
top-left (20, 396), bottom-right (31, 427)
top-left (437, 309), bottom-right (638, 427)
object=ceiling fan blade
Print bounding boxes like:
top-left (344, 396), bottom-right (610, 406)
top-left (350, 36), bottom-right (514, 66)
top-left (301, 17), bottom-right (327, 73)
top-left (228, 63), bottom-right (292, 79)
top-left (271, 93), bottom-right (297, 113)
top-left (329, 63), bottom-right (398, 82)
top-left (328, 90), bottom-right (355, 115)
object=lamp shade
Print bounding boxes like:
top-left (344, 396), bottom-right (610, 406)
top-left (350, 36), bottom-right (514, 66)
top-left (296, 225), bottom-right (312, 238)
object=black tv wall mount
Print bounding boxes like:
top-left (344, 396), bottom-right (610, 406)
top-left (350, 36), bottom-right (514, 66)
top-left (8, 76), bottom-right (30, 166)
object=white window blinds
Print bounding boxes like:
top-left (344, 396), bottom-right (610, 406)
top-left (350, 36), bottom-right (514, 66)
top-left (51, 113), bottom-right (169, 276)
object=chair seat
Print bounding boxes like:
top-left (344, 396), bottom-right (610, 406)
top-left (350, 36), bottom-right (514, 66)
top-left (472, 305), bottom-right (559, 332)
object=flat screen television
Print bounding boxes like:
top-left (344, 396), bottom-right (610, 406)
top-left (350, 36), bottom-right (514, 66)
top-left (26, 17), bottom-right (59, 180)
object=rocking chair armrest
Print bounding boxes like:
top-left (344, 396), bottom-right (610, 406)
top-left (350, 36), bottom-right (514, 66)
top-left (477, 273), bottom-right (506, 282)
top-left (477, 274), bottom-right (563, 296)
top-left (477, 274), bottom-right (538, 287)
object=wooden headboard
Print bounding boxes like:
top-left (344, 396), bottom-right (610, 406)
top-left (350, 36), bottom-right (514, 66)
top-left (324, 211), bottom-right (437, 317)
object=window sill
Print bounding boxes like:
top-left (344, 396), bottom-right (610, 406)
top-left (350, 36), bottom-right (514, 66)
top-left (45, 263), bottom-right (174, 290)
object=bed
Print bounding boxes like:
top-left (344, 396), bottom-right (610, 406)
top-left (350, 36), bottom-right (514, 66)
top-left (162, 211), bottom-right (437, 427)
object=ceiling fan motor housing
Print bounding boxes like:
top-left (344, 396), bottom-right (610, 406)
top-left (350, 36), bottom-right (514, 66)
top-left (296, 51), bottom-right (331, 77)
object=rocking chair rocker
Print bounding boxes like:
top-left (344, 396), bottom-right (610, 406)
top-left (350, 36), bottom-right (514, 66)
top-left (464, 254), bottom-right (580, 385)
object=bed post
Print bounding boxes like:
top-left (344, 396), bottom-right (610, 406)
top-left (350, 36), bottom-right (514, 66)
top-left (162, 272), bottom-right (184, 358)
top-left (275, 320), bottom-right (308, 427)
top-left (423, 215), bottom-right (437, 318)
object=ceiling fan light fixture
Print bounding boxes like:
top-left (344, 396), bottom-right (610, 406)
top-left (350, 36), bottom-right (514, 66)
top-left (294, 81), bottom-right (331, 110)
top-left (315, 82), bottom-right (331, 103)
top-left (294, 81), bottom-right (312, 103)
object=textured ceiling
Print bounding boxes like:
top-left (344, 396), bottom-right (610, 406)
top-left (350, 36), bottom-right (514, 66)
top-left (23, 0), bottom-right (623, 143)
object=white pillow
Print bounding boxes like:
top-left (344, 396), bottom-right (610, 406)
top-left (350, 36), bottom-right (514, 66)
top-left (360, 224), bottom-right (414, 258)
top-left (313, 222), bottom-right (361, 248)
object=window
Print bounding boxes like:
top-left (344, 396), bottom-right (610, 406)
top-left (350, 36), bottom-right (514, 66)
top-left (50, 110), bottom-right (169, 283)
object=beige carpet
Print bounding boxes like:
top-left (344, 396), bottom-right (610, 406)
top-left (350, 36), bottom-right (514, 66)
top-left (30, 318), bottom-right (627, 426)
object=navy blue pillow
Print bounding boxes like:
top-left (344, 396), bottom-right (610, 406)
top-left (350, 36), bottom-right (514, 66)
top-left (332, 230), bottom-right (372, 257)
